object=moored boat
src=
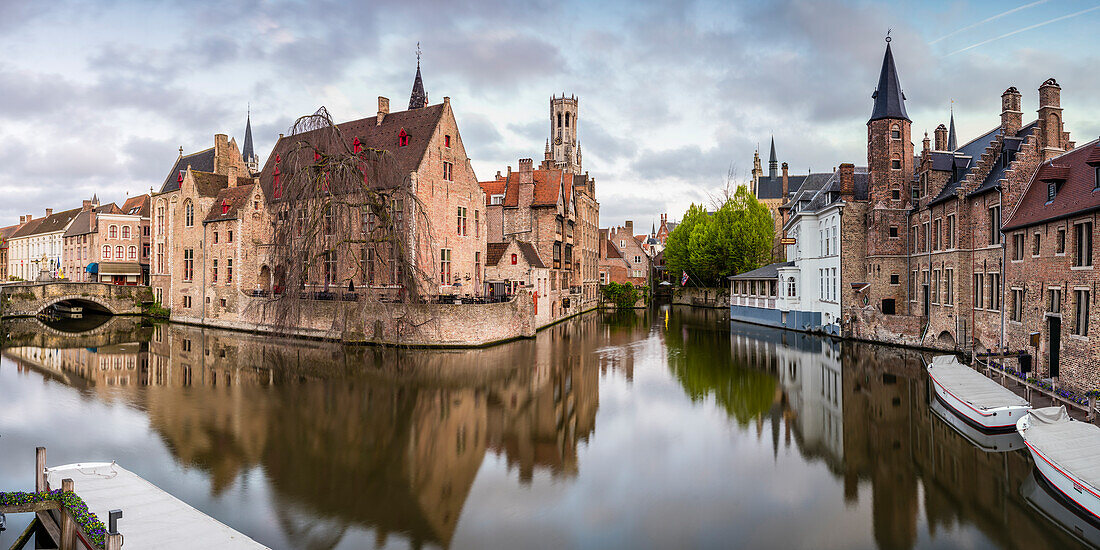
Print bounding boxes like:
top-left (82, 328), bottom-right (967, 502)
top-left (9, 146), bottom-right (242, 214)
top-left (926, 355), bottom-right (1031, 432)
top-left (929, 397), bottom-right (1024, 452)
top-left (1018, 406), bottom-right (1100, 523)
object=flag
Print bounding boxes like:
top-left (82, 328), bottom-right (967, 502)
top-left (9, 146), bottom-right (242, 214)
top-left (681, 271), bottom-right (689, 286)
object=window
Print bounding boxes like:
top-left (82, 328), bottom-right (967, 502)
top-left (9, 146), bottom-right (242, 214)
top-left (1057, 228), bottom-right (1066, 254)
top-left (183, 249), bottom-right (194, 281)
top-left (1011, 289), bottom-right (1023, 322)
top-left (474, 211), bottom-right (479, 237)
top-left (183, 295), bottom-right (192, 309)
top-left (116, 245), bottom-right (123, 258)
top-left (490, 195), bottom-right (503, 205)
top-left (391, 199), bottom-right (404, 226)
top-left (212, 259), bottom-right (218, 283)
top-left (142, 243), bottom-right (149, 258)
top-left (891, 125), bottom-right (900, 139)
top-left (184, 200), bottom-right (194, 227)
top-left (787, 277), bottom-right (796, 297)
top-left (157, 244), bottom-right (164, 274)
top-left (1049, 288), bottom-right (1062, 313)
top-left (1033, 233), bottom-right (1041, 256)
top-left (933, 219), bottom-right (941, 250)
top-left (565, 112), bottom-right (571, 127)
top-left (101, 244), bottom-right (110, 259)
top-left (439, 248), bottom-right (451, 284)
top-left (922, 221), bottom-right (930, 252)
top-left (973, 273), bottom-right (985, 309)
top-left (128, 246), bottom-right (136, 260)
top-left (443, 161), bottom-right (453, 181)
top-left (881, 299), bottom-right (896, 314)
top-left (910, 226), bottom-right (918, 253)
top-left (323, 251), bottom-right (336, 286)
top-left (1075, 290), bottom-right (1089, 336)
top-left (511, 253), bottom-right (518, 265)
top-left (1013, 233), bottom-right (1024, 261)
top-left (1048, 182), bottom-right (1057, 201)
top-left (445, 135), bottom-right (451, 147)
top-left (987, 273), bottom-right (1000, 311)
top-left (1095, 166), bottom-right (1100, 190)
top-left (226, 258), bottom-right (233, 284)
top-left (890, 274), bottom-right (899, 285)
top-left (213, 232), bottom-right (219, 244)
top-left (157, 206), bottom-right (165, 235)
top-left (398, 128), bottom-right (409, 147)
top-left (228, 230), bottom-right (233, 243)
top-left (109, 225), bottom-right (118, 239)
top-left (121, 226), bottom-right (130, 239)
top-left (891, 158), bottom-right (901, 170)
top-left (889, 226), bottom-right (898, 238)
top-left (944, 269), bottom-right (954, 305)
top-left (892, 188), bottom-right (900, 200)
top-left (988, 206), bottom-right (1001, 244)
top-left (457, 207), bottom-right (468, 236)
top-left (946, 215), bottom-right (956, 248)
top-left (1075, 222), bottom-right (1093, 267)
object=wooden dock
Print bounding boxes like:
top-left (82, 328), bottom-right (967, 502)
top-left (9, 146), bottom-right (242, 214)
top-left (1, 448), bottom-right (267, 550)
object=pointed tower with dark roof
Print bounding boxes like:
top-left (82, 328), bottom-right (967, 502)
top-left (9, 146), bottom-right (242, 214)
top-left (947, 108), bottom-right (957, 151)
top-left (242, 107), bottom-right (259, 174)
top-left (409, 45), bottom-right (428, 110)
top-left (865, 35), bottom-right (913, 314)
top-left (768, 136), bottom-right (778, 178)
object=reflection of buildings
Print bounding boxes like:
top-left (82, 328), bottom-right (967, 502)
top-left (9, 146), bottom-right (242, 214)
top-left (3, 316), bottom-right (606, 549)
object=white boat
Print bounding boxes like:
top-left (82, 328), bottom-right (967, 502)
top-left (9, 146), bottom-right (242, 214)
top-left (926, 355), bottom-right (1031, 432)
top-left (1021, 469), bottom-right (1100, 546)
top-left (929, 397), bottom-right (1024, 452)
top-left (1018, 406), bottom-right (1100, 524)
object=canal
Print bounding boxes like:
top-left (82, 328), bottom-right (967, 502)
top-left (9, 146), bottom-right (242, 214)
top-left (0, 306), bottom-right (1094, 549)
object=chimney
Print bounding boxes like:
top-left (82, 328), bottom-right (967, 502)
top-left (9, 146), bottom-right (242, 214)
top-left (781, 162), bottom-right (789, 199)
top-left (377, 96), bottom-right (390, 125)
top-left (625, 220), bottom-right (634, 236)
top-left (839, 163), bottom-right (855, 198)
top-left (228, 165), bottom-right (238, 188)
top-left (1038, 78), bottom-right (1064, 159)
top-left (1001, 86), bottom-right (1023, 136)
top-left (922, 132), bottom-right (931, 154)
top-left (19, 215), bottom-right (25, 224)
top-left (82, 199), bottom-right (92, 211)
top-left (934, 124), bottom-right (948, 151)
top-left (45, 208), bottom-right (53, 217)
top-left (519, 158), bottom-right (533, 184)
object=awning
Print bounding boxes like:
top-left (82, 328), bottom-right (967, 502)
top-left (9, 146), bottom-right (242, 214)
top-left (86, 263), bottom-right (99, 274)
top-left (97, 262), bottom-right (142, 275)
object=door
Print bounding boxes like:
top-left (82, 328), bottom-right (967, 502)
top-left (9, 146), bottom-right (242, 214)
top-left (922, 285), bottom-right (930, 316)
top-left (1048, 316), bottom-right (1061, 378)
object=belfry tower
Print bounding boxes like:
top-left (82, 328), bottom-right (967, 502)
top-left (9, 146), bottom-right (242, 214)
top-left (550, 94), bottom-right (581, 173)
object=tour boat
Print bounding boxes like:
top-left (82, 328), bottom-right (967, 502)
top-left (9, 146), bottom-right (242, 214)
top-left (1018, 406), bottom-right (1100, 523)
top-left (926, 355), bottom-right (1031, 432)
top-left (929, 397), bottom-right (1023, 452)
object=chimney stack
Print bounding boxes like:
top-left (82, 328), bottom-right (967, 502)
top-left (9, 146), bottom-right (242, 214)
top-left (82, 199), bottom-right (92, 211)
top-left (922, 132), bottom-right (931, 154)
top-left (781, 162), bottom-right (789, 199)
top-left (1038, 78), bottom-right (1064, 159)
top-left (625, 220), bottom-right (634, 235)
top-left (228, 165), bottom-right (238, 188)
top-left (934, 124), bottom-right (948, 151)
top-left (519, 158), bottom-right (534, 184)
top-left (1001, 86), bottom-right (1023, 136)
top-left (19, 215), bottom-right (25, 224)
top-left (377, 96), bottom-right (390, 125)
top-left (839, 163), bottom-right (855, 198)
top-left (45, 208), bottom-right (53, 217)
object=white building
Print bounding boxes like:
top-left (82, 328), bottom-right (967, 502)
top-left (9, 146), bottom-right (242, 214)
top-left (7, 207), bottom-right (82, 281)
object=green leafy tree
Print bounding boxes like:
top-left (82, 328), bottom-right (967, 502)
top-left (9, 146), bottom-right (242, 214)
top-left (667, 187), bottom-right (775, 287)
top-left (665, 203), bottom-right (710, 284)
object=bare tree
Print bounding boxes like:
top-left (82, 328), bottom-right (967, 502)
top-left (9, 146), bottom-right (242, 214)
top-left (248, 108), bottom-right (437, 340)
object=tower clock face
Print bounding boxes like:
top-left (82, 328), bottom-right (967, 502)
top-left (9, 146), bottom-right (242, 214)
top-left (555, 137), bottom-right (562, 145)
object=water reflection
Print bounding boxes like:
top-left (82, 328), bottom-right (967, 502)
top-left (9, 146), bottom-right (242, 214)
top-left (0, 308), bottom-right (1094, 549)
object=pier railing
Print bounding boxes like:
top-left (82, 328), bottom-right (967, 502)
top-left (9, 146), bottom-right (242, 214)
top-left (974, 357), bottom-right (1099, 422)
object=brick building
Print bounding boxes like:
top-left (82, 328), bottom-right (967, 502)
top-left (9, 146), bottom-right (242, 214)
top-left (1003, 136), bottom-right (1098, 387)
top-left (600, 222), bottom-right (649, 286)
top-left (61, 195), bottom-right (150, 284)
top-left (0, 222), bottom-right (21, 281)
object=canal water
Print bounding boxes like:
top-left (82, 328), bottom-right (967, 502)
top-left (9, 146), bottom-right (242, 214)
top-left (0, 307), bottom-right (1094, 549)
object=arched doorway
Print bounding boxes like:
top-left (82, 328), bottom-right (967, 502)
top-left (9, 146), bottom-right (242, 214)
top-left (259, 265), bottom-right (272, 294)
top-left (936, 331), bottom-right (956, 350)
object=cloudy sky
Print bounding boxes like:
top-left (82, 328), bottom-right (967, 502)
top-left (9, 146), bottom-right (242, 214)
top-left (2, 0), bottom-right (1100, 231)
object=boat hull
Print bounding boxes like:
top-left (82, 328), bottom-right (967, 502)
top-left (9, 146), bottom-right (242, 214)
top-left (1019, 415), bottom-right (1100, 524)
top-left (929, 397), bottom-right (1023, 452)
top-left (928, 371), bottom-right (1029, 432)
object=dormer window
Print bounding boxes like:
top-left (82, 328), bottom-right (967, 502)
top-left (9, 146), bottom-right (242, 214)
top-left (222, 200), bottom-right (230, 215)
top-left (273, 154), bottom-right (282, 199)
top-left (490, 194), bottom-right (504, 205)
top-left (1048, 182), bottom-right (1057, 201)
top-left (353, 137), bottom-right (362, 153)
top-left (398, 128), bottom-right (409, 147)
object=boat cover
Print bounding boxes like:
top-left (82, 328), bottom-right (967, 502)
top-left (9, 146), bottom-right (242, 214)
top-left (928, 357), bottom-right (1029, 410)
top-left (1023, 406), bottom-right (1100, 491)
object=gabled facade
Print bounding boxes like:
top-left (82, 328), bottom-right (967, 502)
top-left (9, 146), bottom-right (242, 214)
top-left (7, 206), bottom-right (82, 281)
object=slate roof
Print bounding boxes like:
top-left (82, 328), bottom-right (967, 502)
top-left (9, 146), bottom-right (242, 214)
top-left (756, 174), bottom-right (807, 200)
top-left (62, 203), bottom-right (122, 238)
top-left (409, 64), bottom-right (427, 110)
top-left (728, 261), bottom-right (794, 280)
top-left (242, 113), bottom-right (256, 163)
top-left (869, 42), bottom-right (910, 122)
top-left (786, 168), bottom-right (869, 225)
top-left (10, 207), bottom-right (82, 238)
top-left (1004, 139), bottom-right (1100, 231)
top-left (928, 120), bottom-right (1037, 206)
top-left (664, 222), bottom-right (678, 233)
top-left (204, 183), bottom-right (258, 223)
top-left (256, 103), bottom-right (446, 202)
top-left (160, 147), bottom-right (216, 193)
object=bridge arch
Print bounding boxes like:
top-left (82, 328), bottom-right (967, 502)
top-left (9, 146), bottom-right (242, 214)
top-left (39, 295), bottom-right (116, 315)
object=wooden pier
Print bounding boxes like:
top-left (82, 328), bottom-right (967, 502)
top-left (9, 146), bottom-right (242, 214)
top-left (1, 448), bottom-right (267, 550)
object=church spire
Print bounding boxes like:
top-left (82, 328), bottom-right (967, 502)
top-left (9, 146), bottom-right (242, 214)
top-left (869, 36), bottom-right (910, 122)
top-left (242, 105), bottom-right (258, 173)
top-left (768, 136), bottom-right (778, 178)
top-left (947, 105), bottom-right (957, 151)
top-left (409, 43), bottom-right (427, 110)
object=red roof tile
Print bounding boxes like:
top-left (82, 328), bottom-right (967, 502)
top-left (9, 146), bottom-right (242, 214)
top-left (1004, 140), bottom-right (1100, 231)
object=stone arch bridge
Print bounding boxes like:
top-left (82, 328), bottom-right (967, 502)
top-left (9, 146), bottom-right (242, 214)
top-left (0, 282), bottom-right (152, 318)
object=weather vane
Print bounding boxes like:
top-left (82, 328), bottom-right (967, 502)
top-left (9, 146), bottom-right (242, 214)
top-left (416, 42), bottom-right (421, 64)
top-left (886, 28), bottom-right (892, 43)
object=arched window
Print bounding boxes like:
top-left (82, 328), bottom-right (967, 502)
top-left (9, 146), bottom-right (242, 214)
top-left (557, 113), bottom-right (562, 127)
top-left (184, 200), bottom-right (194, 227)
top-left (109, 225), bottom-right (118, 239)
top-left (102, 245), bottom-right (111, 259)
top-left (565, 112), bottom-right (571, 127)
top-left (121, 226), bottom-right (130, 239)
top-left (128, 246), bottom-right (136, 260)
top-left (511, 253), bottom-right (518, 265)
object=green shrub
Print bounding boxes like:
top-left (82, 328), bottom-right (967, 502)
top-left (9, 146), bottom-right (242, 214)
top-left (600, 282), bottom-right (641, 309)
top-left (144, 302), bottom-right (171, 319)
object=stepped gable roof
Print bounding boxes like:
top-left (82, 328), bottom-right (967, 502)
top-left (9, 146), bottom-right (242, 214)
top-left (967, 121), bottom-right (1039, 198)
top-left (204, 183), bottom-right (258, 223)
top-left (10, 207), bottom-right (82, 239)
top-left (929, 120), bottom-right (1038, 206)
top-left (121, 194), bottom-right (151, 217)
top-left (1004, 139), bottom-right (1100, 231)
top-left (256, 103), bottom-right (446, 202)
top-left (728, 261), bottom-right (794, 280)
top-left (869, 42), bottom-right (910, 122)
top-left (160, 147), bottom-right (216, 193)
